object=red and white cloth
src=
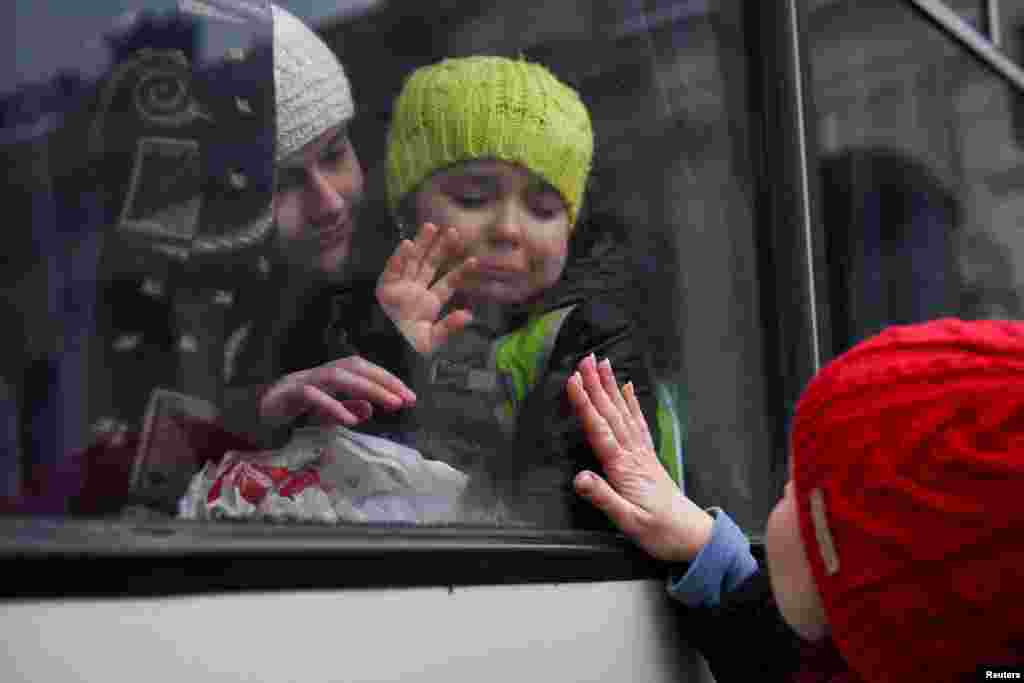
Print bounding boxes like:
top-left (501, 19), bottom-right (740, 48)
top-left (179, 426), bottom-right (468, 524)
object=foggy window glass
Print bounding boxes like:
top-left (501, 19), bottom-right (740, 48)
top-left (808, 0), bottom-right (1024, 354)
top-left (998, 3), bottom-right (1024, 69)
top-left (4, 0), bottom-right (782, 535)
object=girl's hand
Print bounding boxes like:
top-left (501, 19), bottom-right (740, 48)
top-left (567, 354), bottom-right (713, 564)
top-left (375, 222), bottom-right (477, 355)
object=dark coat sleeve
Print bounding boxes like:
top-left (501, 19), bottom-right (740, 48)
top-left (492, 297), bottom-right (663, 530)
top-left (340, 285), bottom-right (418, 384)
top-left (677, 558), bottom-right (805, 682)
top-left (338, 290), bottom-right (425, 440)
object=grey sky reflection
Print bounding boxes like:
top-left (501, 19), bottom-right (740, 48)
top-left (7, 0), bottom-right (379, 93)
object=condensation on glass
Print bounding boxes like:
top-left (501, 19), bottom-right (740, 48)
top-left (2, 0), bottom-right (782, 535)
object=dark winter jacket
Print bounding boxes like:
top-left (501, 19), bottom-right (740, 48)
top-left (235, 276), bottom-right (662, 530)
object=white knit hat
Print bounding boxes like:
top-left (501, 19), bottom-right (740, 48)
top-left (272, 4), bottom-right (355, 163)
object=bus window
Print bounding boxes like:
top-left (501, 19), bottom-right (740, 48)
top-left (1003, 5), bottom-right (1024, 69)
top-left (807, 0), bottom-right (1024, 353)
top-left (2, 0), bottom-right (790, 542)
top-left (2, 0), bottom-right (276, 515)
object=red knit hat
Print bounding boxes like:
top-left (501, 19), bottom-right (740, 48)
top-left (790, 318), bottom-right (1024, 683)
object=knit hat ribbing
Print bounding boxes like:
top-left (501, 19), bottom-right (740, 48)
top-left (386, 56), bottom-right (593, 227)
top-left (272, 5), bottom-right (354, 163)
top-left (790, 318), bottom-right (1024, 683)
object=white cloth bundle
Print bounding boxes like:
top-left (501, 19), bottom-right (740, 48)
top-left (179, 426), bottom-right (468, 524)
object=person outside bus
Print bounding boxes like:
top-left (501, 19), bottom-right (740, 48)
top-left (568, 319), bottom-right (1024, 681)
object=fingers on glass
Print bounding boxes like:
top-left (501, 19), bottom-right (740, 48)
top-left (622, 381), bottom-right (654, 447)
top-left (451, 308), bottom-right (473, 332)
top-left (434, 310), bottom-right (471, 348)
top-left (622, 381), bottom-right (639, 415)
top-left (398, 238), bottom-right (419, 280)
top-left (578, 356), bottom-right (653, 454)
top-left (599, 358), bottom-right (631, 420)
top-left (382, 242), bottom-right (406, 280)
top-left (572, 373), bottom-right (618, 455)
top-left (567, 371), bottom-right (588, 410)
top-left (402, 223), bottom-right (432, 279)
top-left (413, 221), bottom-right (435, 247)
top-left (433, 251), bottom-right (476, 304)
top-left (582, 357), bottom-right (625, 445)
top-left (430, 261), bottom-right (459, 302)
top-left (420, 224), bottom-right (448, 283)
top-left (623, 382), bottom-right (647, 434)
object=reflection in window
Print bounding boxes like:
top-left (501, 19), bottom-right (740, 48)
top-left (999, 3), bottom-right (1024, 69)
top-left (943, 0), bottom-right (986, 35)
top-left (4, 1), bottom-right (782, 534)
top-left (808, 1), bottom-right (1024, 354)
top-left (820, 148), bottom-right (962, 352)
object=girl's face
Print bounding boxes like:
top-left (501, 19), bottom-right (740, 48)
top-left (411, 159), bottom-right (572, 306)
top-left (764, 479), bottom-right (830, 642)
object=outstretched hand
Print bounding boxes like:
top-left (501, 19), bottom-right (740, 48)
top-left (376, 222), bottom-right (477, 355)
top-left (567, 354), bottom-right (714, 564)
top-left (260, 355), bottom-right (416, 427)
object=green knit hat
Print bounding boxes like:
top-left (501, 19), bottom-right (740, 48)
top-left (386, 55), bottom-right (594, 227)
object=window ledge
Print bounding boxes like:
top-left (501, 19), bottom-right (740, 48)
top-left (0, 517), bottom-right (663, 598)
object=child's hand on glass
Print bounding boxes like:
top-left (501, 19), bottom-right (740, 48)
top-left (376, 222), bottom-right (478, 355)
top-left (567, 354), bottom-right (714, 564)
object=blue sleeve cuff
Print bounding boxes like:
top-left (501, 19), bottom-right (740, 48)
top-left (665, 508), bottom-right (758, 608)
